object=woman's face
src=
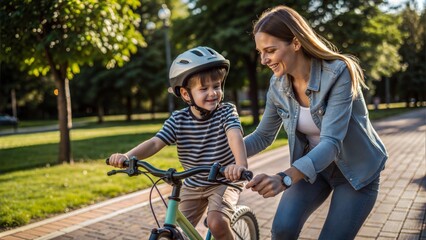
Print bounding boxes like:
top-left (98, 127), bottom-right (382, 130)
top-left (255, 32), bottom-right (296, 77)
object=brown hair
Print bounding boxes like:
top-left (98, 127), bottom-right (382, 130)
top-left (186, 67), bottom-right (227, 89)
top-left (253, 6), bottom-right (366, 96)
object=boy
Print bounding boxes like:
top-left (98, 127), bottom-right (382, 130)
top-left (108, 46), bottom-right (247, 240)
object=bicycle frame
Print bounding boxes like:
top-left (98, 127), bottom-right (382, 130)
top-left (156, 175), bottom-right (213, 240)
top-left (107, 158), bottom-right (254, 240)
top-left (167, 198), bottom-right (205, 240)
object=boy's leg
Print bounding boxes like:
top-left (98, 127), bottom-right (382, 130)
top-left (206, 185), bottom-right (240, 240)
top-left (207, 211), bottom-right (233, 240)
top-left (179, 185), bottom-right (209, 227)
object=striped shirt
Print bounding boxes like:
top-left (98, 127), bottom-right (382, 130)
top-left (156, 102), bottom-right (242, 187)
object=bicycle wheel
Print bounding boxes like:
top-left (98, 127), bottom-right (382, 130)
top-left (231, 205), bottom-right (259, 240)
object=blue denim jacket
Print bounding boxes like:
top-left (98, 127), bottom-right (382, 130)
top-left (244, 58), bottom-right (388, 190)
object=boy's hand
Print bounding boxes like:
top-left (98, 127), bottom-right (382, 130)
top-left (108, 153), bottom-right (129, 168)
top-left (224, 164), bottom-right (246, 182)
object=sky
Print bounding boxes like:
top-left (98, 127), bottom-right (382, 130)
top-left (386, 0), bottom-right (425, 11)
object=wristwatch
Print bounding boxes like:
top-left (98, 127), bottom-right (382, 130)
top-left (276, 172), bottom-right (292, 188)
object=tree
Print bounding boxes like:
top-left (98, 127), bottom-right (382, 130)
top-left (173, 0), bottom-right (298, 125)
top-left (71, 0), bottom-right (173, 122)
top-left (395, 1), bottom-right (425, 106)
top-left (304, 1), bottom-right (402, 102)
top-left (0, 0), bottom-right (145, 163)
top-left (171, 0), bottom-right (402, 124)
top-left (0, 63), bottom-right (56, 120)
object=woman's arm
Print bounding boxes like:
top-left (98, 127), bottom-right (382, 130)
top-left (244, 93), bottom-right (283, 157)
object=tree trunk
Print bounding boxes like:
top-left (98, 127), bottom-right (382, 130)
top-left (45, 46), bottom-right (73, 164)
top-left (150, 95), bottom-right (156, 119)
top-left (97, 101), bottom-right (104, 124)
top-left (11, 88), bottom-right (18, 132)
top-left (245, 56), bottom-right (260, 126)
top-left (126, 95), bottom-right (132, 121)
top-left (55, 76), bottom-right (73, 164)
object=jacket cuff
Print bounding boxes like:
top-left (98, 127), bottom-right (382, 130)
top-left (292, 155), bottom-right (317, 184)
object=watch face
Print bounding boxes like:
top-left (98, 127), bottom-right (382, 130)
top-left (283, 176), bottom-right (292, 186)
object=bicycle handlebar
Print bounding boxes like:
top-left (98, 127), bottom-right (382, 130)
top-left (106, 157), bottom-right (253, 183)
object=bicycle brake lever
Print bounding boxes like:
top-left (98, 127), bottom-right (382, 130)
top-left (242, 171), bottom-right (253, 181)
top-left (107, 169), bottom-right (118, 176)
top-left (207, 162), bottom-right (222, 181)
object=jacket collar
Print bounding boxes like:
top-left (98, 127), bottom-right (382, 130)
top-left (307, 58), bottom-right (321, 92)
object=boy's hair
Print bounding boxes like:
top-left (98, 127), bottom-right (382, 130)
top-left (185, 67), bottom-right (227, 89)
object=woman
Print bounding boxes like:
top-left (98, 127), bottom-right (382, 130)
top-left (244, 5), bottom-right (388, 240)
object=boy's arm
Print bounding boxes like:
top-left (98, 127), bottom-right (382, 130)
top-left (225, 128), bottom-right (248, 181)
top-left (126, 136), bottom-right (166, 160)
top-left (109, 136), bottom-right (166, 168)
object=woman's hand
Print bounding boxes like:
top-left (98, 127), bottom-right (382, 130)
top-left (108, 153), bottom-right (129, 168)
top-left (224, 164), bottom-right (246, 182)
top-left (245, 173), bottom-right (285, 198)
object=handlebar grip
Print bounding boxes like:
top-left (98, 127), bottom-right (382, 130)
top-left (105, 157), bottom-right (129, 167)
top-left (219, 166), bottom-right (253, 181)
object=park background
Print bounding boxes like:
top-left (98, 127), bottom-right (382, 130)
top-left (0, 0), bottom-right (425, 232)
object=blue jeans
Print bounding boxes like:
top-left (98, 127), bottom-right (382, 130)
top-left (271, 163), bottom-right (380, 240)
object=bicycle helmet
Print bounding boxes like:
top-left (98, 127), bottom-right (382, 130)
top-left (169, 46), bottom-right (230, 97)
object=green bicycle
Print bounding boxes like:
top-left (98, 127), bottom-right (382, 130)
top-left (106, 157), bottom-right (259, 240)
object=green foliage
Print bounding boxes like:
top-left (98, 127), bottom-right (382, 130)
top-left (70, 0), bottom-right (175, 117)
top-left (394, 3), bottom-right (426, 103)
top-left (1, 0), bottom-right (148, 163)
top-left (0, 64), bottom-right (56, 117)
top-left (0, 0), bottom-right (145, 75)
top-left (312, 1), bottom-right (403, 86)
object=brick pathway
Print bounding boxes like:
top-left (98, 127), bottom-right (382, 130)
top-left (0, 108), bottom-right (424, 240)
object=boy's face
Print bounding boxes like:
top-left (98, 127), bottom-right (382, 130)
top-left (181, 76), bottom-right (223, 115)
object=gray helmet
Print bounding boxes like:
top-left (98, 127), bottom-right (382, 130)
top-left (169, 46), bottom-right (230, 97)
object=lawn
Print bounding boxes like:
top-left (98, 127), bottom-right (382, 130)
top-left (0, 105), bottom-right (420, 230)
top-left (0, 113), bottom-right (288, 230)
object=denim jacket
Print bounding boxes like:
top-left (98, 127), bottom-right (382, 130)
top-left (244, 58), bottom-right (388, 190)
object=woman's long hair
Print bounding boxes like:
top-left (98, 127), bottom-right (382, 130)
top-left (253, 5), bottom-right (367, 97)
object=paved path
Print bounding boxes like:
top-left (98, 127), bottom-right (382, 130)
top-left (0, 122), bottom-right (89, 136)
top-left (0, 109), bottom-right (425, 240)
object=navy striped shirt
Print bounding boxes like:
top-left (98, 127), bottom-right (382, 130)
top-left (156, 102), bottom-right (242, 187)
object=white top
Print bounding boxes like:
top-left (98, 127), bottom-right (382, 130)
top-left (297, 106), bottom-right (320, 150)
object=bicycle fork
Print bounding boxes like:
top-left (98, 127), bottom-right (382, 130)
top-left (149, 186), bottom-right (205, 240)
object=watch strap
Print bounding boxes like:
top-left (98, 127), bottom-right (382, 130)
top-left (276, 172), bottom-right (292, 188)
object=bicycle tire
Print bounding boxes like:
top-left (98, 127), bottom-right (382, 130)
top-left (230, 205), bottom-right (259, 240)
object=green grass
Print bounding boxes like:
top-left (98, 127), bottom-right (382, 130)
top-left (0, 106), bottom-right (421, 230)
top-left (0, 114), bottom-right (286, 230)
top-left (368, 107), bottom-right (418, 120)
